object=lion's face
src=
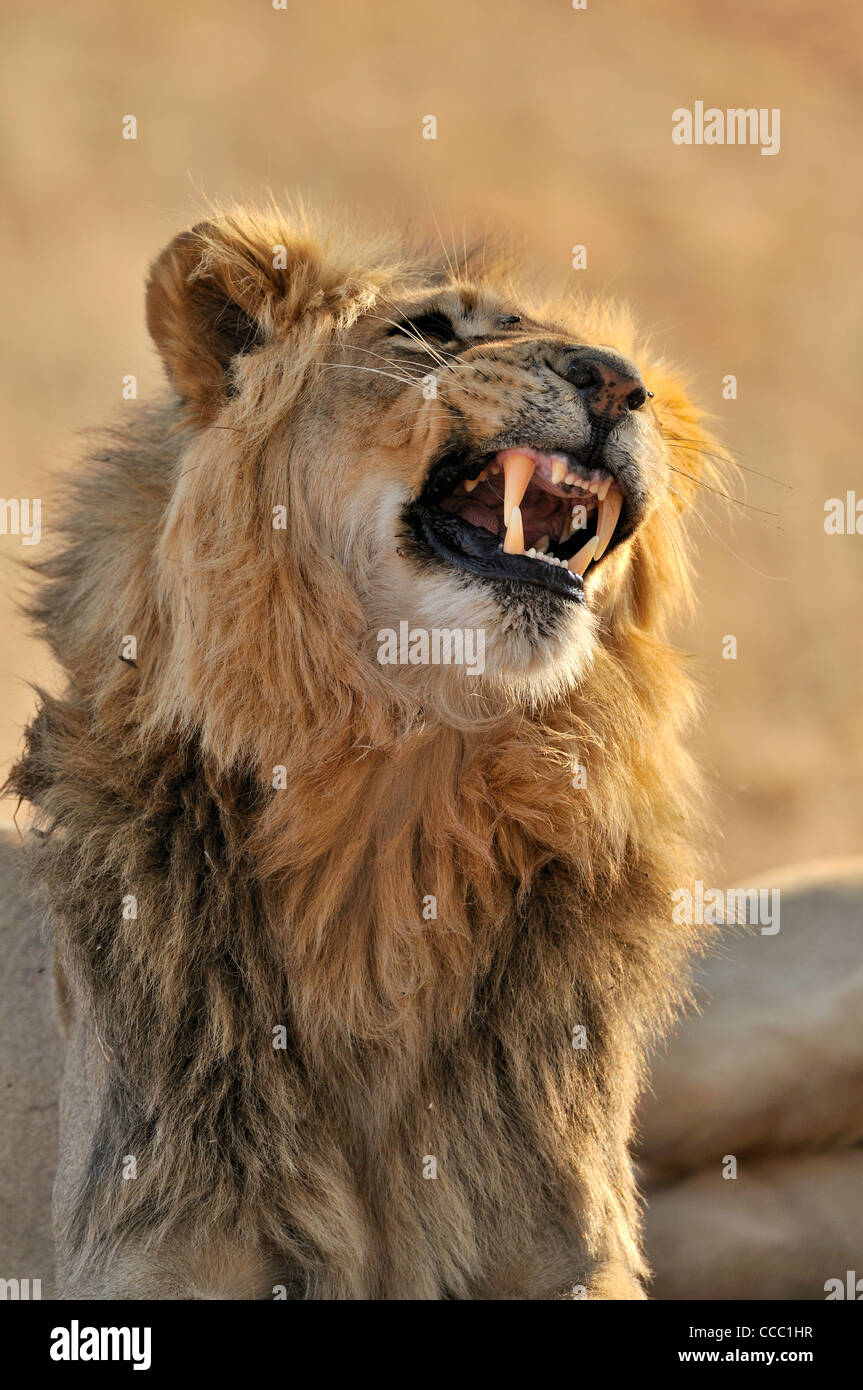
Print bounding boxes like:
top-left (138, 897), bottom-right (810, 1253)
top-left (147, 215), bottom-right (717, 717)
top-left (291, 283), bottom-right (670, 690)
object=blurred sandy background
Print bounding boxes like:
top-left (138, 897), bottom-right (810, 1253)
top-left (1, 0), bottom-right (860, 880)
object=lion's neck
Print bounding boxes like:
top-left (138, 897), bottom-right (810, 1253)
top-left (242, 702), bottom-right (659, 1044)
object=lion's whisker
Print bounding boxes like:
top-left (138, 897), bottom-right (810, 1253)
top-left (654, 500), bottom-right (691, 592)
top-left (665, 464), bottom-right (779, 517)
top-left (347, 344), bottom-right (431, 378)
top-left (365, 306), bottom-right (457, 373)
top-left (669, 436), bottom-right (792, 490)
top-left (670, 487), bottom-right (788, 577)
top-left (317, 363), bottom-right (424, 390)
top-left (425, 192), bottom-right (459, 284)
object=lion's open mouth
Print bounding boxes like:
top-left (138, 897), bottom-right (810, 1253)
top-left (404, 446), bottom-right (628, 601)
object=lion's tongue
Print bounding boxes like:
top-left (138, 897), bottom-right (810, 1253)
top-left (458, 490), bottom-right (557, 544)
top-left (460, 499), bottom-right (502, 535)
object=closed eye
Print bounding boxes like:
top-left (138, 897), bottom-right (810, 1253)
top-left (390, 311), bottom-right (457, 347)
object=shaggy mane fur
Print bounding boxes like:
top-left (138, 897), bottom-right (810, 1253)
top-left (7, 208), bottom-right (722, 1299)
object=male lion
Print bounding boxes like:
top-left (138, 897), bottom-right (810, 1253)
top-left (6, 210), bottom-right (722, 1299)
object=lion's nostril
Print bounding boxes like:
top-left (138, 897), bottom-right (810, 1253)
top-left (569, 365), bottom-right (602, 393)
top-left (627, 386), bottom-right (647, 412)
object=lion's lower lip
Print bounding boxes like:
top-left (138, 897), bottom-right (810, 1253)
top-left (405, 504), bottom-right (586, 603)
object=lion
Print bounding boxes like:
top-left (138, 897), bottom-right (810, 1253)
top-left (4, 208), bottom-right (724, 1300)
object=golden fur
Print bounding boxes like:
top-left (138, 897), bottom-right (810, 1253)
top-left (8, 208), bottom-right (723, 1299)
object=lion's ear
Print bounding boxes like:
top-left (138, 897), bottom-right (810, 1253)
top-left (146, 218), bottom-right (283, 413)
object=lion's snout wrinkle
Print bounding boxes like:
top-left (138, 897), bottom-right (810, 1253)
top-left (4, 204), bottom-right (728, 1301)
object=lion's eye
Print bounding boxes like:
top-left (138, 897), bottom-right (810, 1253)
top-left (391, 312), bottom-right (456, 346)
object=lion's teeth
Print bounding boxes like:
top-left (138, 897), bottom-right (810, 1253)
top-left (597, 477), bottom-right (612, 501)
top-left (527, 548), bottom-right (568, 568)
top-left (568, 536), bottom-right (598, 576)
top-left (503, 503), bottom-right (525, 554)
top-left (462, 468), bottom-right (487, 493)
top-left (564, 471), bottom-right (579, 486)
top-left (535, 534), bottom-right (550, 553)
top-left (594, 485), bottom-right (623, 559)
top-left (551, 459), bottom-right (567, 485)
top-left (502, 452), bottom-right (535, 526)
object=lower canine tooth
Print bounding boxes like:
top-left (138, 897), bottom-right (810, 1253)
top-left (594, 486), bottom-right (623, 559)
top-left (503, 504), bottom-right (525, 554)
top-left (535, 534), bottom-right (550, 553)
top-left (569, 536), bottom-right (598, 576)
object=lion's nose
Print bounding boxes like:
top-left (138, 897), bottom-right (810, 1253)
top-left (560, 349), bottom-right (649, 423)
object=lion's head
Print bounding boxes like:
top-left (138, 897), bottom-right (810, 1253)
top-left (139, 210), bottom-right (719, 764)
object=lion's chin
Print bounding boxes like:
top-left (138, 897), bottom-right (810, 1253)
top-left (368, 561), bottom-right (598, 708)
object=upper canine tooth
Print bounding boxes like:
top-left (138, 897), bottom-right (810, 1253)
top-left (503, 504), bottom-right (525, 554)
top-left (551, 459), bottom-right (567, 485)
top-left (597, 477), bottom-right (612, 501)
top-left (594, 485), bottom-right (623, 559)
top-left (502, 452), bottom-right (535, 526)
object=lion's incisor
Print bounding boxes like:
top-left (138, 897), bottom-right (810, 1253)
top-left (8, 206), bottom-right (725, 1299)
